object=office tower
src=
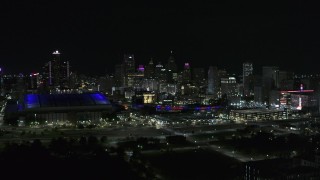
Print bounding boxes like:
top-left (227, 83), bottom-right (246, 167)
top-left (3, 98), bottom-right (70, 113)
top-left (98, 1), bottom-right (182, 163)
top-left (42, 50), bottom-right (70, 90)
top-left (60, 60), bottom-right (70, 89)
top-left (207, 66), bottom-right (219, 96)
top-left (122, 54), bottom-right (136, 88)
top-left (193, 68), bottom-right (205, 81)
top-left (68, 72), bottom-right (78, 89)
top-left (243, 62), bottom-right (254, 96)
top-left (42, 61), bottom-right (51, 87)
top-left (253, 75), bottom-right (263, 103)
top-left (97, 75), bottom-right (114, 94)
top-left (279, 71), bottom-right (294, 90)
top-left (155, 62), bottom-right (167, 83)
top-left (182, 63), bottom-right (191, 84)
top-left (192, 67), bottom-right (206, 95)
top-left (192, 67), bottom-right (205, 84)
top-left (28, 73), bottom-right (39, 90)
top-left (144, 58), bottom-right (155, 78)
top-left (166, 51), bottom-right (177, 83)
top-left (52, 50), bottom-right (61, 87)
top-left (262, 66), bottom-right (279, 104)
top-left (123, 54), bottom-right (135, 75)
top-left (263, 66), bottom-right (279, 89)
top-left (114, 64), bottom-right (125, 87)
top-left (221, 77), bottom-right (237, 97)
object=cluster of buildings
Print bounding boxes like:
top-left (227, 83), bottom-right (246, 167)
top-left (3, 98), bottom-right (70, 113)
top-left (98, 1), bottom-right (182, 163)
top-left (1, 50), bottom-right (320, 124)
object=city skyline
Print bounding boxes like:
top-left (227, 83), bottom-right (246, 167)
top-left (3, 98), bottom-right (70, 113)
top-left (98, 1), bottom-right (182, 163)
top-left (1, 2), bottom-right (320, 179)
top-left (1, 1), bottom-right (319, 75)
top-left (1, 48), bottom-right (318, 77)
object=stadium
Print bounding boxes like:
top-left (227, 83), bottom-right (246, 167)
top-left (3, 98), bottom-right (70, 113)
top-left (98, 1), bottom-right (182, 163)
top-left (4, 92), bottom-right (114, 125)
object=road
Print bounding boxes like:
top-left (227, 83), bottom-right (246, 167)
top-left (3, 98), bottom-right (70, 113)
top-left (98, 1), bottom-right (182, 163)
top-left (0, 116), bottom-right (314, 160)
top-left (159, 119), bottom-right (310, 162)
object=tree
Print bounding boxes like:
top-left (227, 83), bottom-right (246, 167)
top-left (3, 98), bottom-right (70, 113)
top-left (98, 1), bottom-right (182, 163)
top-left (79, 136), bottom-right (87, 146)
top-left (88, 135), bottom-right (99, 147)
top-left (100, 136), bottom-right (108, 144)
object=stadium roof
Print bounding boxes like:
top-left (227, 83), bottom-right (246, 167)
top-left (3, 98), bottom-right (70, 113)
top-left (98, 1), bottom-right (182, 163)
top-left (23, 93), bottom-right (112, 112)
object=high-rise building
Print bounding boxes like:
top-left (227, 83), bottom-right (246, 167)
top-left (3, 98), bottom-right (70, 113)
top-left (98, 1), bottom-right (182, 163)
top-left (155, 62), bottom-right (167, 83)
top-left (263, 66), bottom-right (279, 89)
top-left (192, 67), bottom-right (206, 95)
top-left (279, 71), bottom-right (294, 90)
top-left (144, 58), bottom-right (155, 78)
top-left (253, 75), bottom-right (264, 103)
top-left (166, 51), bottom-right (177, 83)
top-left (221, 76), bottom-right (239, 104)
top-left (114, 64), bottom-right (125, 87)
top-left (182, 62), bottom-right (191, 84)
top-left (42, 50), bottom-right (70, 90)
top-left (52, 50), bottom-right (61, 87)
top-left (141, 79), bottom-right (158, 91)
top-left (123, 54), bottom-right (135, 75)
top-left (60, 60), bottom-right (70, 89)
top-left (97, 75), bottom-right (114, 94)
top-left (262, 66), bottom-right (280, 104)
top-left (192, 67), bottom-right (205, 85)
top-left (243, 62), bottom-right (254, 96)
top-left (28, 73), bottom-right (40, 90)
top-left (207, 66), bottom-right (219, 96)
top-left (68, 71), bottom-right (78, 89)
top-left (122, 54), bottom-right (136, 87)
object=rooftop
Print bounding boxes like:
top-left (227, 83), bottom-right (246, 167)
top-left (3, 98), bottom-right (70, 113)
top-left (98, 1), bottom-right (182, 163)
top-left (24, 92), bottom-right (111, 109)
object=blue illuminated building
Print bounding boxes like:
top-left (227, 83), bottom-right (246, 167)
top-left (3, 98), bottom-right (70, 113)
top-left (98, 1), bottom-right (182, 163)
top-left (19, 92), bottom-right (114, 123)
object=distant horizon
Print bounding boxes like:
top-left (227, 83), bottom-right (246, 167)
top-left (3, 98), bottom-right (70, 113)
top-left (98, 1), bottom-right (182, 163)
top-left (0, 52), bottom-right (318, 77)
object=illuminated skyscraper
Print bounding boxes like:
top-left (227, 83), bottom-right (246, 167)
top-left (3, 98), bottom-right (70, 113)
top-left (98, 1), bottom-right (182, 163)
top-left (243, 62), bottom-right (254, 96)
top-left (60, 60), bottom-right (70, 89)
top-left (221, 76), bottom-right (237, 98)
top-left (42, 50), bottom-right (70, 90)
top-left (28, 73), bottom-right (40, 90)
top-left (52, 50), bottom-right (61, 87)
top-left (207, 66), bottom-right (219, 96)
top-left (182, 62), bottom-right (191, 84)
top-left (123, 54), bottom-right (135, 75)
top-left (166, 51), bottom-right (177, 83)
top-left (155, 62), bottom-right (167, 83)
top-left (145, 58), bottom-right (155, 78)
top-left (122, 54), bottom-right (136, 87)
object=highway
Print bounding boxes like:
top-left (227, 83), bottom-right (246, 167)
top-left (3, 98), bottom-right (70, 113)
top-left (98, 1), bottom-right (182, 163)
top-left (159, 118), bottom-right (313, 162)
top-left (0, 113), bottom-right (315, 161)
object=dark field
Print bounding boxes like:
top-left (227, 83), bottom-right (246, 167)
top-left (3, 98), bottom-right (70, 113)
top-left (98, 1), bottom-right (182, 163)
top-left (141, 148), bottom-right (243, 180)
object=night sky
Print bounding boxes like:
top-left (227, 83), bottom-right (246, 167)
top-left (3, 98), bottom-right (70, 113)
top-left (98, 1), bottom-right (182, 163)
top-left (0, 1), bottom-right (319, 75)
